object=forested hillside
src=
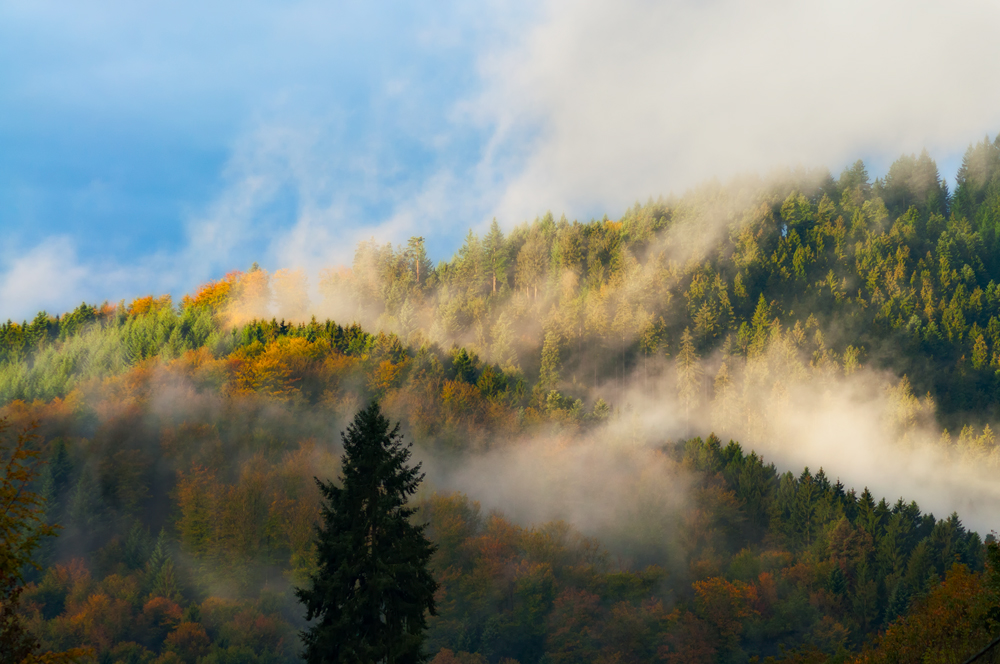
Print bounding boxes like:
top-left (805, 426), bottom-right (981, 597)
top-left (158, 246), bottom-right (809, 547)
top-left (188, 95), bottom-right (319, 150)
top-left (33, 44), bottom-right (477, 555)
top-left (3, 135), bottom-right (1000, 662)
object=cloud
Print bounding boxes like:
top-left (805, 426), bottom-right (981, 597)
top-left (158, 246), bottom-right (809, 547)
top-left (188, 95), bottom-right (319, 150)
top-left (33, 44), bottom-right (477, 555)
top-left (477, 0), bottom-right (1000, 223)
top-left (0, 237), bottom-right (90, 321)
top-left (6, 1), bottom-right (1000, 318)
top-left (606, 340), bottom-right (1000, 533)
top-left (425, 428), bottom-right (690, 564)
top-left (0, 235), bottom-right (197, 321)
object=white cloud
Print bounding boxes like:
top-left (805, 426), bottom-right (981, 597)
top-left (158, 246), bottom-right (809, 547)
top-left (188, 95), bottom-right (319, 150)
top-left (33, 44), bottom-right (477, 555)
top-left (476, 0), bottom-right (1000, 222)
top-left (7, 1), bottom-right (1000, 318)
top-left (0, 237), bottom-right (89, 320)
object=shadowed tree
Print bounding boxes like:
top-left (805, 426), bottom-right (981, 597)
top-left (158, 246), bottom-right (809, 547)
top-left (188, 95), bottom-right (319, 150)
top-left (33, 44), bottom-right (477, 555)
top-left (297, 402), bottom-right (437, 663)
top-left (1, 419), bottom-right (88, 663)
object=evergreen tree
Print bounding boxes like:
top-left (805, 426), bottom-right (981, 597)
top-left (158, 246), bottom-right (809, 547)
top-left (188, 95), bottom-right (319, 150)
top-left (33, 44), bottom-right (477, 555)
top-left (677, 327), bottom-right (703, 425)
top-left (405, 236), bottom-right (433, 289)
top-left (483, 219), bottom-right (508, 295)
top-left (297, 402), bottom-right (437, 664)
top-left (145, 529), bottom-right (181, 601)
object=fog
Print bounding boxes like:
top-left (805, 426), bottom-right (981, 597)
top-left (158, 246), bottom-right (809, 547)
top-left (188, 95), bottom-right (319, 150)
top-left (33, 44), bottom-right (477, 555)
top-left (481, 0), bottom-right (1000, 222)
top-left (6, 1), bottom-right (1000, 323)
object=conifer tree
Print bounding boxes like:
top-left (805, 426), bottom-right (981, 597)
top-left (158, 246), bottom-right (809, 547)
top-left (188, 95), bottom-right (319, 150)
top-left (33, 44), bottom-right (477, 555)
top-left (533, 330), bottom-right (562, 407)
top-left (405, 236), bottom-right (432, 289)
top-left (677, 327), bottom-right (703, 425)
top-left (483, 219), bottom-right (508, 295)
top-left (297, 402), bottom-right (437, 664)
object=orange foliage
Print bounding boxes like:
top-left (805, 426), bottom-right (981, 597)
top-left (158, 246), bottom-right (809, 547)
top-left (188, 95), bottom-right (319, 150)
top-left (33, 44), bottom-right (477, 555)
top-left (46, 559), bottom-right (93, 610)
top-left (369, 358), bottom-right (409, 396)
top-left (473, 516), bottom-right (522, 574)
top-left (221, 606), bottom-right (291, 654)
top-left (164, 622), bottom-right (211, 663)
top-left (93, 363), bottom-right (157, 417)
top-left (856, 564), bottom-right (996, 663)
top-left (270, 443), bottom-right (330, 564)
top-left (545, 588), bottom-right (603, 662)
top-left (127, 294), bottom-right (172, 317)
top-left (182, 271), bottom-right (240, 311)
top-left (756, 571), bottom-right (778, 614)
top-left (66, 593), bottom-right (132, 652)
top-left (230, 350), bottom-right (294, 399)
top-left (430, 649), bottom-right (488, 664)
top-left (230, 337), bottom-right (324, 399)
top-left (782, 560), bottom-right (816, 589)
top-left (141, 597), bottom-right (183, 627)
top-left (224, 268), bottom-right (272, 326)
top-left (692, 576), bottom-right (759, 643)
top-left (0, 391), bottom-right (85, 440)
top-left (441, 380), bottom-right (485, 423)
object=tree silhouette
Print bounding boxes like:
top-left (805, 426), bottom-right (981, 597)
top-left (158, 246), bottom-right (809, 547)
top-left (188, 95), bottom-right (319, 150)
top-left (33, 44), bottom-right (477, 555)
top-left (297, 402), bottom-right (437, 663)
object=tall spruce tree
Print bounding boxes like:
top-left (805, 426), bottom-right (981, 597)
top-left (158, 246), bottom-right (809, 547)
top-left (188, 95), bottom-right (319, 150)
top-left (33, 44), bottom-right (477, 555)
top-left (297, 402), bottom-right (437, 663)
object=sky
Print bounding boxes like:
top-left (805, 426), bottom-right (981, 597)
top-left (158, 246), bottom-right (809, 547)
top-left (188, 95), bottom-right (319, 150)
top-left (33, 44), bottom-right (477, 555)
top-left (2, 0), bottom-right (1000, 321)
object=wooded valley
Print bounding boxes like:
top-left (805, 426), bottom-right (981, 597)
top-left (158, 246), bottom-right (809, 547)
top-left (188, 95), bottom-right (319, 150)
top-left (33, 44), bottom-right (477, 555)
top-left (4, 135), bottom-right (1000, 662)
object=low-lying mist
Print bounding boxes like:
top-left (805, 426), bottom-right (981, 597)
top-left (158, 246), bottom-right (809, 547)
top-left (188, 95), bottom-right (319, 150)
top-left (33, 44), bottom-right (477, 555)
top-left (412, 341), bottom-right (999, 564)
top-left (186, 197), bottom-right (1000, 544)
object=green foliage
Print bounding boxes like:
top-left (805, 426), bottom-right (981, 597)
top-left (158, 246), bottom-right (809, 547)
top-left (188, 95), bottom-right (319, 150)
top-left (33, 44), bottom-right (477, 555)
top-left (6, 140), bottom-right (1000, 662)
top-left (10, 137), bottom-right (1000, 425)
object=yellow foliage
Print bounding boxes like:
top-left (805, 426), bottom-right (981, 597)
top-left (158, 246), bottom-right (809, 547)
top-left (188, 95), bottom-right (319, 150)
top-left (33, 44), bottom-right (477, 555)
top-left (127, 294), bottom-right (172, 317)
top-left (368, 358), bottom-right (409, 396)
top-left (182, 271), bottom-right (239, 311)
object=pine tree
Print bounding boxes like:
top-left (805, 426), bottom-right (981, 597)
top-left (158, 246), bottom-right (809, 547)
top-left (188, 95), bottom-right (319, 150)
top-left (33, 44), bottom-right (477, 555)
top-left (141, 529), bottom-right (181, 601)
top-left (297, 402), bottom-right (437, 664)
top-left (405, 236), bottom-right (433, 289)
top-left (483, 219), bottom-right (508, 295)
top-left (533, 331), bottom-right (562, 408)
top-left (676, 327), bottom-right (703, 425)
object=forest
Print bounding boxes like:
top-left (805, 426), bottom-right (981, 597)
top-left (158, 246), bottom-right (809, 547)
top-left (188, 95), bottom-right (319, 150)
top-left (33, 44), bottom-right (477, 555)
top-left (3, 134), bottom-right (1000, 662)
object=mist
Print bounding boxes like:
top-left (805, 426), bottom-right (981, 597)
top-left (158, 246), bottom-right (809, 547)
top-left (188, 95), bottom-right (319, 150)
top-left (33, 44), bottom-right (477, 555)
top-left (185, 163), bottom-right (1000, 541)
top-left (7, 3), bottom-right (1000, 659)
top-left (7, 1), bottom-right (1000, 324)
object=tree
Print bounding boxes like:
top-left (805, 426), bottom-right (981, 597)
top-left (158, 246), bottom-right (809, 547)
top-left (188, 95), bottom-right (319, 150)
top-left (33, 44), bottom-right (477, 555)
top-left (406, 237), bottom-right (433, 290)
top-left (515, 232), bottom-right (548, 300)
top-left (297, 402), bottom-right (437, 663)
top-left (533, 331), bottom-right (562, 408)
top-left (676, 328), bottom-right (703, 425)
top-left (483, 219), bottom-right (508, 295)
top-left (1, 419), bottom-right (87, 663)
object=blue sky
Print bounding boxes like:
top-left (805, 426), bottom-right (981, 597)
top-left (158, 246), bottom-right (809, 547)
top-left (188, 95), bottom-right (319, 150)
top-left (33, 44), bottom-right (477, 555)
top-left (2, 0), bottom-right (1000, 320)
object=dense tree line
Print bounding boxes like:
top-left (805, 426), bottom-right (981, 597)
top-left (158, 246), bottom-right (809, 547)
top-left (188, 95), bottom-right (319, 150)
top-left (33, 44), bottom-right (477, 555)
top-left (2, 136), bottom-right (1000, 661)
top-left (6, 138), bottom-right (1000, 426)
top-left (421, 435), bottom-right (991, 663)
top-left (0, 315), bottom-right (994, 661)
